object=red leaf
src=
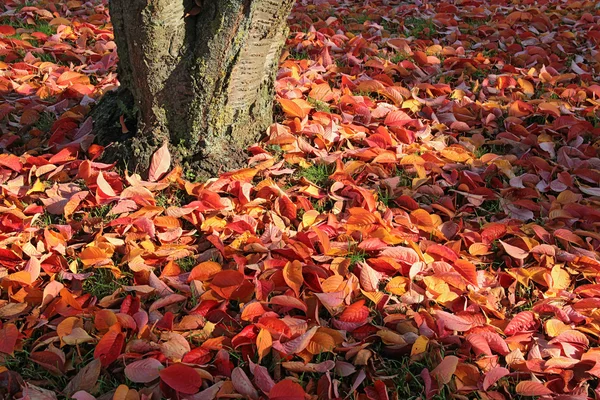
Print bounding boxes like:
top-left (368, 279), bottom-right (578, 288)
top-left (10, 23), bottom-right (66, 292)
top-left (96, 171), bottom-right (116, 198)
top-left (426, 244), bottom-right (458, 262)
top-left (359, 262), bottom-right (382, 292)
top-left (365, 380), bottom-right (389, 400)
top-left (481, 224), bottom-right (506, 244)
top-left (148, 142), bottom-right (171, 182)
top-left (0, 25), bottom-right (16, 36)
top-left (93, 324), bottom-right (124, 367)
top-left (210, 270), bottom-right (244, 299)
top-left (0, 323), bottom-right (18, 354)
top-left (504, 311), bottom-right (537, 336)
top-left (384, 110), bottom-right (414, 127)
top-left (466, 334), bottom-right (492, 357)
top-left (159, 363), bottom-right (202, 394)
top-left (339, 300), bottom-right (369, 323)
top-left (270, 295), bottom-right (308, 312)
top-left (274, 326), bottom-right (318, 355)
top-left (0, 154), bottom-right (22, 172)
top-left (269, 380), bottom-right (306, 400)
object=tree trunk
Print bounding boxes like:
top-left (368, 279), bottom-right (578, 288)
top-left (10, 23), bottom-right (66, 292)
top-left (96, 0), bottom-right (294, 180)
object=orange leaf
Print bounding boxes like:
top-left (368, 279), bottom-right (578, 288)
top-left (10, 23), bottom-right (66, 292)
top-left (453, 259), bottom-right (479, 286)
top-left (279, 98), bottom-right (309, 119)
top-left (283, 261), bottom-right (303, 297)
top-left (188, 261), bottom-right (222, 282)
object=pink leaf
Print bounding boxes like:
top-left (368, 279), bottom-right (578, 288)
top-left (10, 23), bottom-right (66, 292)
top-left (499, 240), bottom-right (529, 259)
top-left (435, 310), bottom-right (473, 332)
top-left (232, 367), bottom-right (259, 399)
top-left (148, 142), bottom-right (171, 182)
top-left (124, 358), bottom-right (164, 383)
top-left (430, 356), bottom-right (459, 385)
top-left (482, 367), bottom-right (510, 391)
top-left (515, 381), bottom-right (553, 396)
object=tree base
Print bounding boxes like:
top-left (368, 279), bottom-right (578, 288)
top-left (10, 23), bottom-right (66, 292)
top-left (90, 88), bottom-right (250, 181)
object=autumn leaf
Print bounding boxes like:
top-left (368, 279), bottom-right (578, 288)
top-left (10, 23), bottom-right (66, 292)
top-left (283, 260), bottom-right (303, 297)
top-left (148, 142), bottom-right (171, 182)
top-left (124, 358), bottom-right (164, 383)
top-left (94, 324), bottom-right (125, 367)
top-left (159, 363), bottom-right (202, 394)
top-left (430, 356), bottom-right (459, 385)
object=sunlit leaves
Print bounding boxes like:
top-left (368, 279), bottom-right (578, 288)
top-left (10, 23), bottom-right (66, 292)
top-left (2, 0), bottom-right (600, 398)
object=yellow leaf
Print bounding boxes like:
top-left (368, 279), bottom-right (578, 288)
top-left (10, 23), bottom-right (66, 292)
top-left (545, 319), bottom-right (570, 337)
top-left (550, 265), bottom-right (570, 290)
top-left (26, 179), bottom-right (45, 195)
top-left (517, 78), bottom-right (534, 95)
top-left (256, 328), bottom-right (272, 362)
top-left (411, 335), bottom-right (429, 357)
top-left (385, 276), bottom-right (409, 295)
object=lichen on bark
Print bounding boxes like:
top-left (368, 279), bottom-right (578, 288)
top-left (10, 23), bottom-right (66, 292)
top-left (94, 0), bottom-right (294, 180)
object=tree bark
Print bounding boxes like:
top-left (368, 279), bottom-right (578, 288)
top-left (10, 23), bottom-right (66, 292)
top-left (96, 0), bottom-right (294, 180)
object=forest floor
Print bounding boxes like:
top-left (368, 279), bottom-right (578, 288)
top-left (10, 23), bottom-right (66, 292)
top-left (1, 0), bottom-right (600, 399)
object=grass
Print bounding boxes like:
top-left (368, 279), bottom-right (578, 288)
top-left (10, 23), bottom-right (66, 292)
top-left (404, 17), bottom-right (436, 38)
top-left (307, 97), bottom-right (331, 113)
top-left (88, 204), bottom-right (114, 221)
top-left (377, 187), bottom-right (393, 207)
top-left (524, 114), bottom-right (548, 125)
top-left (0, 17), bottom-right (55, 36)
top-left (34, 51), bottom-right (56, 63)
top-left (82, 268), bottom-right (131, 300)
top-left (2, 348), bottom-right (68, 389)
top-left (155, 188), bottom-right (191, 208)
top-left (296, 163), bottom-right (334, 187)
top-left (266, 144), bottom-right (284, 162)
top-left (289, 49), bottom-right (311, 60)
top-left (348, 250), bottom-right (367, 267)
top-left (34, 112), bottom-right (55, 133)
top-left (395, 167), bottom-right (416, 187)
top-left (391, 52), bottom-right (413, 63)
top-left (311, 198), bottom-right (334, 213)
top-left (474, 144), bottom-right (504, 158)
top-left (177, 255), bottom-right (197, 272)
top-left (33, 211), bottom-right (66, 228)
top-left (374, 353), bottom-right (453, 400)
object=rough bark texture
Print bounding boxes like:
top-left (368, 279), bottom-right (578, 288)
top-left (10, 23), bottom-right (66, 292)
top-left (95, 0), bottom-right (294, 179)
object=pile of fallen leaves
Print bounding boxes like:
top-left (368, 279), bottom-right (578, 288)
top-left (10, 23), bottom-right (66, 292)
top-left (1, 0), bottom-right (600, 398)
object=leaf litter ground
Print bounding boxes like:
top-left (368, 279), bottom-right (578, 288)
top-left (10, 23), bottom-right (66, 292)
top-left (1, 0), bottom-right (600, 399)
